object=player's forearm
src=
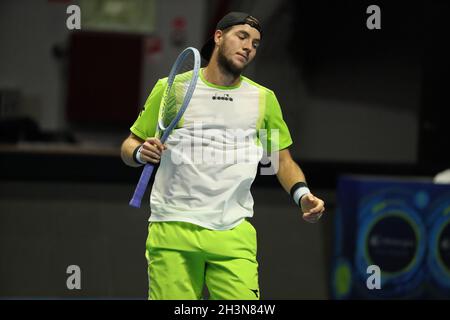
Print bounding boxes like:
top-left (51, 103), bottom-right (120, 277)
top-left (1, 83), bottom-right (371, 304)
top-left (276, 156), bottom-right (307, 194)
top-left (121, 134), bottom-right (144, 167)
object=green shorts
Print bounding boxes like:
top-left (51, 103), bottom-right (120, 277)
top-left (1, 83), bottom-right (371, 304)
top-left (145, 219), bottom-right (260, 300)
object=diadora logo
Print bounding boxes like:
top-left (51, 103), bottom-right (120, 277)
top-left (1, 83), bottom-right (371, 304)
top-left (212, 93), bottom-right (233, 102)
top-left (250, 289), bottom-right (259, 298)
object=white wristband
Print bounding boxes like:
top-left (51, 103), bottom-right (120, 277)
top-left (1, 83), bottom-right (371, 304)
top-left (135, 145), bottom-right (147, 165)
top-left (293, 187), bottom-right (311, 206)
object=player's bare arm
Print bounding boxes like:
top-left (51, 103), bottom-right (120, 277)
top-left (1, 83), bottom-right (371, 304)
top-left (276, 149), bottom-right (326, 223)
top-left (120, 133), bottom-right (165, 167)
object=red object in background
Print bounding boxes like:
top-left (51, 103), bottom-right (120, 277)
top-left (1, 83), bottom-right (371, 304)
top-left (145, 36), bottom-right (162, 56)
top-left (67, 32), bottom-right (143, 128)
top-left (171, 16), bottom-right (187, 47)
top-left (172, 17), bottom-right (187, 31)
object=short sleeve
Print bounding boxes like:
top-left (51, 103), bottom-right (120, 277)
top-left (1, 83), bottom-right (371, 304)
top-left (130, 78), bottom-right (166, 140)
top-left (260, 90), bottom-right (293, 153)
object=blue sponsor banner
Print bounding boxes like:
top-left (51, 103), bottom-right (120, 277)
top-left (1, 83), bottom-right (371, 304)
top-left (332, 175), bottom-right (450, 299)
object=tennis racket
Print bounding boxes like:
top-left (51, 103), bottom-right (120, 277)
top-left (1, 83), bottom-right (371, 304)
top-left (129, 47), bottom-right (201, 208)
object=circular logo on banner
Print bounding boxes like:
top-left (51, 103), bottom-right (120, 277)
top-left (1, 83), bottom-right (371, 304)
top-left (427, 200), bottom-right (450, 291)
top-left (367, 215), bottom-right (417, 273)
top-left (356, 193), bottom-right (426, 296)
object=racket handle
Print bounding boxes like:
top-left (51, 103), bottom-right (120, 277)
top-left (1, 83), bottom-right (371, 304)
top-left (129, 163), bottom-right (155, 208)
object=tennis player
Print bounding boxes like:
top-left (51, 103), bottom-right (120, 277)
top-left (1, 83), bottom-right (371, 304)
top-left (121, 12), bottom-right (325, 300)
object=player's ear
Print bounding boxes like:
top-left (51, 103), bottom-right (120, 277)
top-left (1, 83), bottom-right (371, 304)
top-left (214, 30), bottom-right (223, 46)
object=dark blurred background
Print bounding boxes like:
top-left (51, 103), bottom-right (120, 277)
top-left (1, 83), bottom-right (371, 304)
top-left (0, 0), bottom-right (449, 299)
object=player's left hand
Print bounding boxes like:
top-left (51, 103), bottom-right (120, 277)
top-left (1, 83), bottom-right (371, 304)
top-left (301, 193), bottom-right (325, 223)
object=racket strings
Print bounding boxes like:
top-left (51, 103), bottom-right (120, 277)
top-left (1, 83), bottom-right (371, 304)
top-left (159, 55), bottom-right (196, 133)
top-left (129, 47), bottom-right (200, 208)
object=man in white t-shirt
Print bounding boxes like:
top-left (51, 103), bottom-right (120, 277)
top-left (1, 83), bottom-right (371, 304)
top-left (121, 12), bottom-right (325, 300)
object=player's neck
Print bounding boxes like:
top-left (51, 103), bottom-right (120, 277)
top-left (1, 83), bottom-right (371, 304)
top-left (203, 60), bottom-right (241, 87)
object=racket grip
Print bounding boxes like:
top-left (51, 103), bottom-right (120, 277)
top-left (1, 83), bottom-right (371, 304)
top-left (129, 163), bottom-right (155, 208)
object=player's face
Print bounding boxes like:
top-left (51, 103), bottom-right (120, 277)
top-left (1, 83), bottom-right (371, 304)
top-left (216, 24), bottom-right (261, 76)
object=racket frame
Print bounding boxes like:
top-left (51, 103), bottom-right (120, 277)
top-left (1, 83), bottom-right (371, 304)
top-left (129, 47), bottom-right (201, 208)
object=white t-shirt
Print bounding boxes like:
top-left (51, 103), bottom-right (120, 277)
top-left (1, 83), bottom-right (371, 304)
top-left (131, 69), bottom-right (292, 230)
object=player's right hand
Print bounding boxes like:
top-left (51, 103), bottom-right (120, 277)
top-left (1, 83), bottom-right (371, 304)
top-left (139, 137), bottom-right (167, 164)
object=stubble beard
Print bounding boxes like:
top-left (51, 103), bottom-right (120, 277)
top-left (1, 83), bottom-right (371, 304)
top-left (217, 45), bottom-right (247, 79)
